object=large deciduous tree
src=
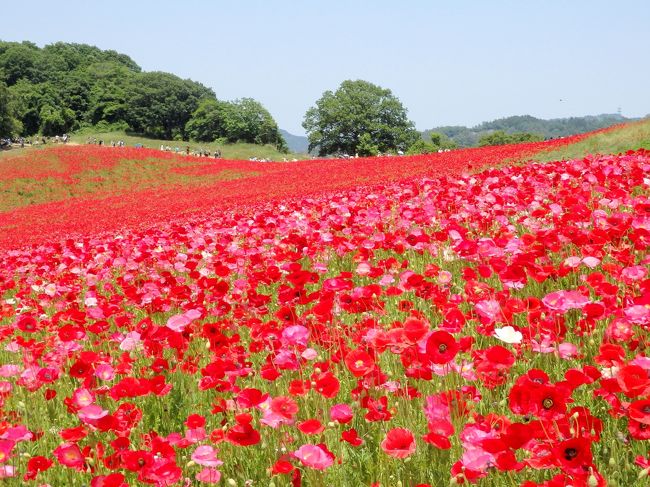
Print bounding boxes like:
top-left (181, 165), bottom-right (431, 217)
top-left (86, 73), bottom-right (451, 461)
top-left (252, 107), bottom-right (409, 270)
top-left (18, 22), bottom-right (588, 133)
top-left (186, 98), bottom-right (287, 151)
top-left (303, 80), bottom-right (418, 156)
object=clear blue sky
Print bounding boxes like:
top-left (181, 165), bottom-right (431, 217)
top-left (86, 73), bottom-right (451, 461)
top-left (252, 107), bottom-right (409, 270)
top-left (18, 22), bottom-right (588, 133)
top-left (3, 0), bottom-right (649, 134)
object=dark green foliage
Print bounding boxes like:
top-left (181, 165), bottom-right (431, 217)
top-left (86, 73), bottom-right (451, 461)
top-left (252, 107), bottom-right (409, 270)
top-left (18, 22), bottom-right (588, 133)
top-left (0, 40), bottom-right (286, 149)
top-left (356, 133), bottom-right (379, 156)
top-left (406, 139), bottom-right (436, 155)
top-left (407, 131), bottom-right (457, 155)
top-left (424, 114), bottom-right (633, 148)
top-left (478, 130), bottom-right (544, 147)
top-left (125, 71), bottom-right (214, 140)
top-left (0, 81), bottom-right (21, 138)
top-left (185, 98), bottom-right (287, 151)
top-left (303, 80), bottom-right (419, 156)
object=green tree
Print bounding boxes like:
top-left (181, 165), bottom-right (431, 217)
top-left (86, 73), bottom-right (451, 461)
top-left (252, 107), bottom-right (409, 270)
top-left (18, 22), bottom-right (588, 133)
top-left (222, 98), bottom-right (287, 150)
top-left (509, 132), bottom-right (544, 143)
top-left (125, 72), bottom-right (214, 139)
top-left (85, 62), bottom-right (135, 125)
top-left (406, 139), bottom-right (437, 155)
top-left (408, 131), bottom-right (458, 155)
top-left (429, 132), bottom-right (457, 149)
top-left (186, 97), bottom-right (287, 151)
top-left (39, 104), bottom-right (75, 135)
top-left (8, 80), bottom-right (42, 135)
top-left (478, 130), bottom-right (544, 147)
top-left (0, 41), bottom-right (43, 85)
top-left (357, 133), bottom-right (379, 156)
top-left (0, 81), bottom-right (21, 138)
top-left (303, 80), bottom-right (418, 156)
top-left (185, 98), bottom-right (229, 142)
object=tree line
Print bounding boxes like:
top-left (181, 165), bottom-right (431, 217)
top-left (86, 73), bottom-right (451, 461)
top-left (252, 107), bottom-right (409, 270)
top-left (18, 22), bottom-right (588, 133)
top-left (3, 40), bottom-right (629, 157)
top-left (423, 113), bottom-right (633, 148)
top-left (0, 41), bottom-right (287, 151)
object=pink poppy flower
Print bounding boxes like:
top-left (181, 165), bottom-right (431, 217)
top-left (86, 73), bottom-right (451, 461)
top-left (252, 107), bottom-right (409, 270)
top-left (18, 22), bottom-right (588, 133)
top-left (191, 445), bottom-right (223, 467)
top-left (196, 468), bottom-right (221, 484)
top-left (293, 444), bottom-right (334, 470)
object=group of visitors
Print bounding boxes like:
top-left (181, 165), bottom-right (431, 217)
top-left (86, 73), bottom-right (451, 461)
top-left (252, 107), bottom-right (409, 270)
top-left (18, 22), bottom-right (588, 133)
top-left (158, 145), bottom-right (222, 158)
top-left (85, 138), bottom-right (126, 147)
top-left (0, 134), bottom-right (70, 150)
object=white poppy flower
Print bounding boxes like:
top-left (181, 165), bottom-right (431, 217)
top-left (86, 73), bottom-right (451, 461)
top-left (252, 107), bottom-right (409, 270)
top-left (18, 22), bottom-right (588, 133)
top-left (493, 326), bottom-right (523, 344)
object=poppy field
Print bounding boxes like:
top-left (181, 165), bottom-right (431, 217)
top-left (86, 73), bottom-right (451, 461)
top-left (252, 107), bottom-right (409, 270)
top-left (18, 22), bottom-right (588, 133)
top-left (0, 126), bottom-right (648, 486)
top-left (0, 126), bottom-right (615, 249)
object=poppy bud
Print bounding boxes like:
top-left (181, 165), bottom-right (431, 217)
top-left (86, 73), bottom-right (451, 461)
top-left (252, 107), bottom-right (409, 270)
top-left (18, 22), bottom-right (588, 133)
top-left (639, 468), bottom-right (650, 479)
top-left (227, 480), bottom-right (237, 487)
top-left (587, 474), bottom-right (598, 487)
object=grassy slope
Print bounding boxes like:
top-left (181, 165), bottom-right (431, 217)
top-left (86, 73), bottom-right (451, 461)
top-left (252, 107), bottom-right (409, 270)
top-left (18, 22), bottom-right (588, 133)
top-left (532, 118), bottom-right (650, 162)
top-left (69, 130), bottom-right (306, 161)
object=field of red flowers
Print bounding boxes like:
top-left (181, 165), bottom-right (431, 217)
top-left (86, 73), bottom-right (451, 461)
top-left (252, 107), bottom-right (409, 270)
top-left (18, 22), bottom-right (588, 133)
top-left (0, 126), bottom-right (648, 486)
top-left (0, 126), bottom-right (617, 250)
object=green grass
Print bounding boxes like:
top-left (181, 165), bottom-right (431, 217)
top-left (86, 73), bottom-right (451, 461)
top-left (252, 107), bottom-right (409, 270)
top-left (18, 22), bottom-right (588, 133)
top-left (0, 154), bottom-right (258, 212)
top-left (533, 118), bottom-right (650, 163)
top-left (69, 130), bottom-right (306, 161)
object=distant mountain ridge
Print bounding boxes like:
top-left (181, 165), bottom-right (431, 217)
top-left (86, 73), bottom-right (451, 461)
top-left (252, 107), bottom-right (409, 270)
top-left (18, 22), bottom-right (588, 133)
top-left (422, 113), bottom-right (636, 148)
top-left (279, 129), bottom-right (310, 153)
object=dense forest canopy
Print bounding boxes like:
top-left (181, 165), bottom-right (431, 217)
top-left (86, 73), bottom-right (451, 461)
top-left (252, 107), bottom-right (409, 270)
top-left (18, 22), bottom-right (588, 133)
top-left (0, 40), bottom-right (287, 150)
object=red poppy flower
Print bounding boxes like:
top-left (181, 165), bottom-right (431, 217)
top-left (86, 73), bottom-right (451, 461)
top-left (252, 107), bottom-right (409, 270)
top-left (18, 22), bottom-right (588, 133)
top-left (628, 418), bottom-right (650, 440)
top-left (552, 437), bottom-right (592, 475)
top-left (270, 396), bottom-right (299, 420)
top-left (341, 428), bottom-right (364, 446)
top-left (122, 450), bottom-right (154, 472)
top-left (629, 399), bottom-right (650, 425)
top-left (616, 365), bottom-right (650, 398)
top-left (381, 427), bottom-right (416, 459)
top-left (425, 330), bottom-right (459, 364)
top-left (344, 349), bottom-right (375, 377)
top-left (530, 384), bottom-right (569, 420)
top-left (403, 318), bottom-right (429, 342)
top-left (313, 371), bottom-right (340, 399)
top-left (297, 419), bottom-right (325, 435)
top-left (271, 459), bottom-right (294, 475)
top-left (422, 419), bottom-right (453, 449)
top-left (226, 422), bottom-right (261, 446)
top-left (184, 414), bottom-right (206, 429)
top-left (24, 455), bottom-right (53, 480)
top-left (16, 314), bottom-right (38, 333)
top-left (90, 473), bottom-right (128, 487)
